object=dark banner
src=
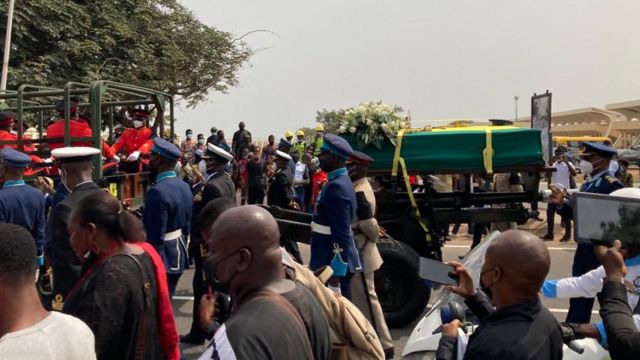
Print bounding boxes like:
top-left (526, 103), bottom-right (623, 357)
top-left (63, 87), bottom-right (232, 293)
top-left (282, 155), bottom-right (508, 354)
top-left (531, 91), bottom-right (552, 164)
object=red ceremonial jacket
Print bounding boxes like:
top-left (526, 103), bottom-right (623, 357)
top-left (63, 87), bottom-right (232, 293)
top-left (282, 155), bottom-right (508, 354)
top-left (46, 120), bottom-right (115, 158)
top-left (112, 127), bottom-right (153, 156)
top-left (0, 130), bottom-right (43, 163)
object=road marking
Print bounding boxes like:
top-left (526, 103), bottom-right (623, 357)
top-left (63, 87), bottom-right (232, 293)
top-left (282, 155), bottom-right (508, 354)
top-left (444, 244), bottom-right (575, 251)
top-left (549, 308), bottom-right (599, 314)
top-left (173, 295), bottom-right (195, 301)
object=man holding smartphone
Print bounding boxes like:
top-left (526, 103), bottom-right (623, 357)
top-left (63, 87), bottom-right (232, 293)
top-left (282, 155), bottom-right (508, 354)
top-left (436, 230), bottom-right (562, 360)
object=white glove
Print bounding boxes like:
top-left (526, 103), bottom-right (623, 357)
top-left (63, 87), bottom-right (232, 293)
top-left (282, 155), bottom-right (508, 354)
top-left (112, 155), bottom-right (120, 163)
top-left (127, 151), bottom-right (141, 162)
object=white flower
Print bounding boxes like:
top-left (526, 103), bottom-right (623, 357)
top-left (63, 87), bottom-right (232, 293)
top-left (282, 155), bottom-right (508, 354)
top-left (381, 123), bottom-right (388, 129)
top-left (366, 119), bottom-right (372, 126)
top-left (357, 106), bottom-right (365, 112)
top-left (339, 125), bottom-right (346, 133)
top-left (362, 101), bottom-right (370, 107)
top-left (349, 126), bottom-right (357, 133)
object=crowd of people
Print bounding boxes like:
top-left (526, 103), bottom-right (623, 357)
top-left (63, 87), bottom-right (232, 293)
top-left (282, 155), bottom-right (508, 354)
top-left (0, 113), bottom-right (394, 360)
top-left (1, 103), bottom-right (640, 360)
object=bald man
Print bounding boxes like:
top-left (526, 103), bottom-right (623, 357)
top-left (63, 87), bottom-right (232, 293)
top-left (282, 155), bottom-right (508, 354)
top-left (198, 206), bottom-right (330, 360)
top-left (437, 230), bottom-right (563, 360)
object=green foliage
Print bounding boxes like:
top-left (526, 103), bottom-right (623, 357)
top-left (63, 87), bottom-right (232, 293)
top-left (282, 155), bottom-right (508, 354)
top-left (0, 0), bottom-right (252, 107)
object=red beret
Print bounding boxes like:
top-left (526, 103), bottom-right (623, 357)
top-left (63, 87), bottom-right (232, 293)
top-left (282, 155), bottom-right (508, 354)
top-left (132, 110), bottom-right (150, 119)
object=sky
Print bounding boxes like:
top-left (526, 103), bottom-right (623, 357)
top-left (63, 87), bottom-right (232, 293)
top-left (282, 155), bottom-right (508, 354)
top-left (176, 0), bottom-right (640, 139)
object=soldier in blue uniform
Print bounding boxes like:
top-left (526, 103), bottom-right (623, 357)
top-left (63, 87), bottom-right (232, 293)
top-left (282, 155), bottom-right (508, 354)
top-left (180, 142), bottom-right (235, 345)
top-left (0, 148), bottom-right (46, 266)
top-left (143, 137), bottom-right (193, 299)
top-left (310, 134), bottom-right (361, 299)
top-left (550, 141), bottom-right (623, 323)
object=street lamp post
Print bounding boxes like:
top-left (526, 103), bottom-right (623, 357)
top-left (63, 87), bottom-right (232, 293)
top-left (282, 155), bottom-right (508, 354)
top-left (514, 95), bottom-right (519, 121)
top-left (1, 0), bottom-right (16, 91)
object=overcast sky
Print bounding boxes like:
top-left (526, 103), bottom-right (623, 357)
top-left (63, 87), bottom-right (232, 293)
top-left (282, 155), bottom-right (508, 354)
top-left (176, 0), bottom-right (640, 138)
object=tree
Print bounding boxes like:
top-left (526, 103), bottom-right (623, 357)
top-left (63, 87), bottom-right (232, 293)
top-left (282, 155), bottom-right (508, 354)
top-left (0, 0), bottom-right (252, 107)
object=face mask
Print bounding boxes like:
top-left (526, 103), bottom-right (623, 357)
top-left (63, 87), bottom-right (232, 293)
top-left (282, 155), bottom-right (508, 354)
top-left (198, 139), bottom-right (205, 145)
top-left (133, 120), bottom-right (144, 129)
top-left (621, 166), bottom-right (627, 173)
top-left (187, 134), bottom-right (193, 140)
top-left (198, 160), bottom-right (207, 175)
top-left (204, 250), bottom-right (240, 295)
top-left (579, 160), bottom-right (593, 175)
top-left (479, 267), bottom-right (495, 300)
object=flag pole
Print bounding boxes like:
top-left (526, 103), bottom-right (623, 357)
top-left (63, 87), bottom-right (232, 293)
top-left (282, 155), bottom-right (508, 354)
top-left (1, 0), bottom-right (16, 91)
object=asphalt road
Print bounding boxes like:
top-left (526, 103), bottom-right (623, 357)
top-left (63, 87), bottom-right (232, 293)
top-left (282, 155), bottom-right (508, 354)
top-left (172, 217), bottom-right (588, 359)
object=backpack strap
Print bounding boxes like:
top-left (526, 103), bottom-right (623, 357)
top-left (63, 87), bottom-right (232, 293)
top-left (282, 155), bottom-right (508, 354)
top-left (253, 290), bottom-right (314, 359)
top-left (116, 253), bottom-right (152, 360)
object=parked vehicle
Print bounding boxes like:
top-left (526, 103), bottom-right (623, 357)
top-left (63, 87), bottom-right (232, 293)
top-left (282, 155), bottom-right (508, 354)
top-left (617, 148), bottom-right (640, 165)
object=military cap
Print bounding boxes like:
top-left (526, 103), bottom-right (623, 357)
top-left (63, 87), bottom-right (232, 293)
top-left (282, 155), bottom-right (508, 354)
top-left (278, 138), bottom-right (292, 150)
top-left (131, 109), bottom-right (150, 119)
top-left (152, 137), bottom-right (181, 161)
top-left (349, 150), bottom-right (374, 166)
top-left (204, 143), bottom-right (233, 162)
top-left (0, 111), bottom-right (16, 126)
top-left (0, 147), bottom-right (31, 168)
top-left (321, 134), bottom-right (354, 160)
top-left (51, 146), bottom-right (100, 163)
top-left (54, 96), bottom-right (80, 113)
top-left (275, 149), bottom-right (292, 161)
top-left (581, 142), bottom-right (617, 158)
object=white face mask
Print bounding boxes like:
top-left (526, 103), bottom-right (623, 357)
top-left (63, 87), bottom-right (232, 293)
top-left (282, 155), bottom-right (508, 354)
top-left (133, 120), bottom-right (144, 129)
top-left (579, 160), bottom-right (593, 175)
top-left (198, 160), bottom-right (207, 175)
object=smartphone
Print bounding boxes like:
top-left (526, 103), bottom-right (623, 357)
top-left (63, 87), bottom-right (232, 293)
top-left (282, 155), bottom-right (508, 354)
top-left (573, 192), bottom-right (640, 248)
top-left (418, 257), bottom-right (458, 285)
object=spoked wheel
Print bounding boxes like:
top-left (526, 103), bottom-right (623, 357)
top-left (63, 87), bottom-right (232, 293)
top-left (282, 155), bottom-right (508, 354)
top-left (375, 237), bottom-right (430, 328)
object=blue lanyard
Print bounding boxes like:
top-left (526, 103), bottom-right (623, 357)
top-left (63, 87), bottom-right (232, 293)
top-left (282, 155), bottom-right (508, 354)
top-left (156, 171), bottom-right (177, 183)
top-left (3, 180), bottom-right (25, 188)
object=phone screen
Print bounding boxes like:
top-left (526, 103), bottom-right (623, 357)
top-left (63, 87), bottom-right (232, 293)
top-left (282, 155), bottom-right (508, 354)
top-left (418, 257), bottom-right (458, 285)
top-left (573, 192), bottom-right (640, 248)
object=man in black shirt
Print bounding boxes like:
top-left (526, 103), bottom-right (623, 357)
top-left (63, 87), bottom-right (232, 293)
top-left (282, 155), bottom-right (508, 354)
top-left (437, 230), bottom-right (563, 360)
top-left (206, 127), bottom-right (217, 146)
top-left (596, 240), bottom-right (640, 360)
top-left (231, 121), bottom-right (252, 159)
top-left (198, 205), bottom-right (330, 360)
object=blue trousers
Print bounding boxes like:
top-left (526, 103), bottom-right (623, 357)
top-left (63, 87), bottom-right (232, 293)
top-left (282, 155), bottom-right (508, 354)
top-left (566, 243), bottom-right (599, 323)
top-left (340, 273), bottom-right (354, 300)
top-left (294, 186), bottom-right (306, 211)
top-left (167, 273), bottom-right (182, 299)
